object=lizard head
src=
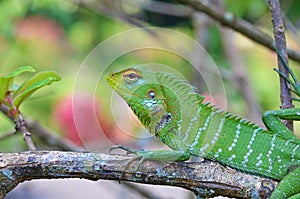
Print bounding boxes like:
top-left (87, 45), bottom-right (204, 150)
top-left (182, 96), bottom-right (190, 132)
top-left (107, 66), bottom-right (203, 150)
top-left (106, 67), bottom-right (170, 133)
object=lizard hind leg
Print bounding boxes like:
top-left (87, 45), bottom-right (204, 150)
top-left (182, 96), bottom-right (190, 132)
top-left (270, 166), bottom-right (300, 199)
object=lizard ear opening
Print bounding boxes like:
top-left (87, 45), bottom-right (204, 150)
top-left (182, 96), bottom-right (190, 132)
top-left (147, 90), bottom-right (156, 99)
top-left (123, 69), bottom-right (142, 84)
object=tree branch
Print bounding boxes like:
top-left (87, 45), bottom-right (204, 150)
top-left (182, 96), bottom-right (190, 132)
top-left (128, 0), bottom-right (193, 17)
top-left (177, 0), bottom-right (300, 63)
top-left (26, 119), bottom-right (81, 151)
top-left (268, 0), bottom-right (294, 131)
top-left (0, 151), bottom-right (276, 199)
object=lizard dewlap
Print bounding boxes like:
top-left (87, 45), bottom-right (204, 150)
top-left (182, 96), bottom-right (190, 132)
top-left (106, 66), bottom-right (300, 198)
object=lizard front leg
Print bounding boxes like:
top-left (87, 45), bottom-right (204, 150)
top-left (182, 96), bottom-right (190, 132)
top-left (110, 145), bottom-right (190, 171)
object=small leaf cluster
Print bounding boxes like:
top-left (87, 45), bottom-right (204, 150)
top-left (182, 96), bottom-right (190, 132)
top-left (0, 66), bottom-right (60, 117)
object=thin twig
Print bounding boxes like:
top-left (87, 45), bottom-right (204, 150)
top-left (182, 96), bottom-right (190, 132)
top-left (15, 114), bottom-right (36, 151)
top-left (26, 119), bottom-right (81, 151)
top-left (0, 104), bottom-right (12, 120)
top-left (0, 104), bottom-right (81, 151)
top-left (221, 28), bottom-right (263, 125)
top-left (128, 0), bottom-right (193, 17)
top-left (268, 0), bottom-right (294, 131)
top-left (0, 97), bottom-right (37, 150)
top-left (177, 0), bottom-right (300, 63)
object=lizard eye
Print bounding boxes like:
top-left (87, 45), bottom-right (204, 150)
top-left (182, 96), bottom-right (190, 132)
top-left (123, 69), bottom-right (141, 84)
top-left (148, 90), bottom-right (156, 99)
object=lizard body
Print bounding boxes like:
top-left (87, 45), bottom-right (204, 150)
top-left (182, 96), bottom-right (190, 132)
top-left (106, 66), bottom-right (300, 198)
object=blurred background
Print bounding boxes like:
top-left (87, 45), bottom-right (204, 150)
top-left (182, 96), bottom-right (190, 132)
top-left (0, 0), bottom-right (300, 198)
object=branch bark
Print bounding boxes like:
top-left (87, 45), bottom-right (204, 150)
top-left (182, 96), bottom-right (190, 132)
top-left (177, 0), bottom-right (300, 63)
top-left (268, 0), bottom-right (294, 131)
top-left (0, 151), bottom-right (276, 199)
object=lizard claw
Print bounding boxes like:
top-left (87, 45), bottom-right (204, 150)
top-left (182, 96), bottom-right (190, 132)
top-left (109, 145), bottom-right (139, 155)
top-left (274, 46), bottom-right (300, 101)
top-left (109, 145), bottom-right (147, 180)
top-left (274, 68), bottom-right (300, 101)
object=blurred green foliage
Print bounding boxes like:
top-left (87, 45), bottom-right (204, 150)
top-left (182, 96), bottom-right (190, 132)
top-left (0, 0), bottom-right (300, 152)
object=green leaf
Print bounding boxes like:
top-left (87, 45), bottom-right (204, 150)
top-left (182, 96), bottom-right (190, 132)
top-left (13, 71), bottom-right (61, 109)
top-left (0, 66), bottom-right (36, 102)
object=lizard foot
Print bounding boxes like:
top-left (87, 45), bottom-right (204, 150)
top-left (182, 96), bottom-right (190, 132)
top-left (274, 67), bottom-right (300, 101)
top-left (109, 145), bottom-right (148, 179)
top-left (274, 45), bottom-right (300, 101)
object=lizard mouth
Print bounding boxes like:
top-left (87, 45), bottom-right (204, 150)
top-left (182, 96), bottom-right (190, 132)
top-left (106, 74), bottom-right (137, 101)
top-left (106, 74), bottom-right (117, 89)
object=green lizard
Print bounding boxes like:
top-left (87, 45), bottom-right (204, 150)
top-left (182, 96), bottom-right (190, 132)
top-left (106, 65), bottom-right (300, 198)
